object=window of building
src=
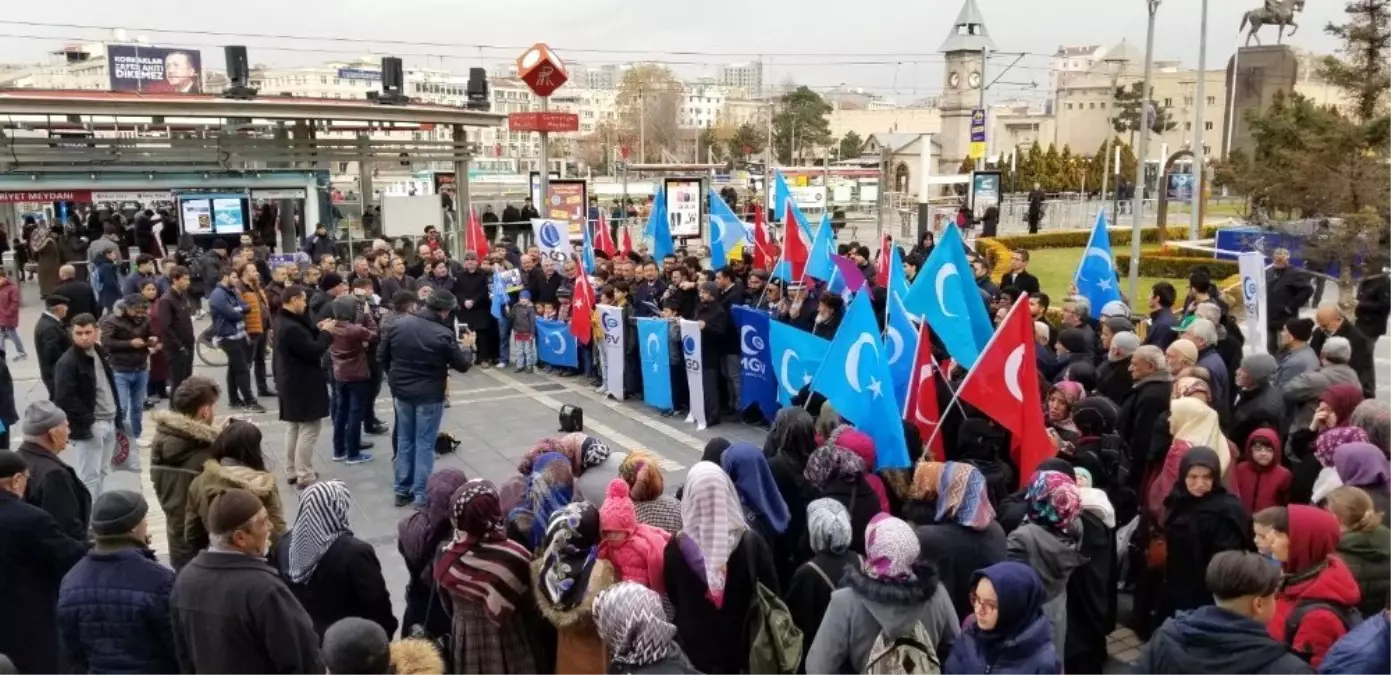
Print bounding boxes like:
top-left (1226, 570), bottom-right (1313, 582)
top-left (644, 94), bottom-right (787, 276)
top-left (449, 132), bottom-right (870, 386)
top-left (1184, 121), bottom-right (1192, 130)
top-left (1205, 121), bottom-right (1213, 130)
top-left (1067, 103), bottom-right (1074, 110)
top-left (1164, 97), bottom-right (1172, 107)
top-left (1100, 102), bottom-right (1106, 109)
top-left (320, 76), bottom-right (328, 84)
top-left (1206, 96), bottom-right (1216, 105)
top-left (1184, 96), bottom-right (1193, 105)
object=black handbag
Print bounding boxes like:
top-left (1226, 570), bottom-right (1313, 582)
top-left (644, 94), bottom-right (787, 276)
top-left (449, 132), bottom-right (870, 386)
top-left (406, 580), bottom-right (455, 672)
top-left (558, 404), bottom-right (583, 433)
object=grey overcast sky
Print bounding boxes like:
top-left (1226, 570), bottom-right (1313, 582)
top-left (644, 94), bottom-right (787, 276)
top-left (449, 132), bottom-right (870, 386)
top-left (0, 0), bottom-right (1350, 102)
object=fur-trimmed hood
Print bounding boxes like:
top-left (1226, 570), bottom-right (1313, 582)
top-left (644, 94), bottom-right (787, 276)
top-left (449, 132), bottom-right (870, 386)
top-left (149, 410), bottom-right (221, 469)
top-left (389, 638), bottom-right (446, 675)
top-left (531, 556), bottom-right (617, 629)
top-left (841, 561), bottom-right (943, 635)
top-left (200, 458), bottom-right (277, 498)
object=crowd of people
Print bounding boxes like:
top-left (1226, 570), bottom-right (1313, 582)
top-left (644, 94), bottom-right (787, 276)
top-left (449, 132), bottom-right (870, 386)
top-left (0, 202), bottom-right (1388, 675)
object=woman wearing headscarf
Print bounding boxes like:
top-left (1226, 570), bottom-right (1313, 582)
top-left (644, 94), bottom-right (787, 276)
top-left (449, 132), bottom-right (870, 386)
top-left (661, 461), bottom-right (779, 674)
top-left (901, 459), bottom-right (946, 526)
top-left (501, 438), bottom-right (570, 512)
top-left (784, 499), bottom-right (861, 669)
top-left (1332, 441), bottom-right (1390, 523)
top-left (916, 462), bottom-right (1007, 622)
top-left (562, 433), bottom-right (620, 507)
top-left (1005, 470), bottom-right (1086, 657)
top-left (1253, 505), bottom-right (1362, 668)
top-left (952, 417), bottom-right (1015, 508)
top-left (880, 421), bottom-right (927, 515)
top-left (828, 427), bottom-right (892, 512)
top-left (1289, 382), bottom-right (1366, 506)
top-left (722, 442), bottom-right (792, 552)
top-left (1349, 399), bottom-right (1391, 457)
top-left (593, 582), bottom-right (700, 674)
top-left (804, 438), bottom-right (884, 554)
top-left (1145, 397), bottom-right (1232, 524)
top-left (271, 481), bottom-right (396, 639)
top-left (532, 502), bottom-right (618, 674)
top-left (997, 459), bottom-right (1076, 534)
top-left (943, 561), bottom-right (1061, 675)
top-left (1066, 469), bottom-right (1121, 675)
top-left (805, 514), bottom-right (960, 673)
top-left (436, 479), bottom-right (537, 674)
top-left (618, 450), bottom-right (682, 534)
top-left (397, 468), bottom-right (468, 642)
top-left (505, 451), bottom-right (577, 551)
top-left (598, 478), bottom-right (671, 593)
top-left (1045, 381), bottom-right (1084, 443)
top-left (1156, 447), bottom-right (1250, 623)
top-left (765, 408), bottom-right (819, 578)
top-left (1324, 486), bottom-right (1390, 618)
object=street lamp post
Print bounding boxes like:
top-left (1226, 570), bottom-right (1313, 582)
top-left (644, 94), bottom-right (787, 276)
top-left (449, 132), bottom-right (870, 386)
top-left (1190, 0), bottom-right (1209, 240)
top-left (1129, 0), bottom-right (1159, 304)
top-left (1100, 57), bottom-right (1125, 219)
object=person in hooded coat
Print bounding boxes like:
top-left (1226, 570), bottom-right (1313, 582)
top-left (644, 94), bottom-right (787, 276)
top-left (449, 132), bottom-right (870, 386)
top-left (594, 581), bottom-right (701, 674)
top-left (184, 421), bottom-right (287, 555)
top-left (1158, 447), bottom-right (1252, 623)
top-left (916, 462), bottom-right (1007, 622)
top-left (148, 377), bottom-right (222, 571)
top-left (943, 561), bottom-right (1061, 675)
top-left (1332, 441), bottom-right (1391, 523)
top-left (272, 480), bottom-right (397, 639)
top-left (806, 514), bottom-right (960, 673)
top-left (662, 461), bottom-right (779, 674)
top-left (803, 440), bottom-right (883, 554)
top-left (1256, 505), bottom-right (1363, 669)
top-left (1136, 550), bottom-right (1314, 675)
top-left (532, 502), bottom-right (618, 675)
top-left (598, 479), bottom-right (670, 593)
top-left (1066, 477), bottom-right (1119, 675)
top-left (1324, 486), bottom-right (1390, 618)
top-left (505, 452), bottom-right (576, 552)
top-left (618, 450), bottom-right (682, 535)
top-left (397, 468), bottom-right (468, 642)
top-left (1006, 470), bottom-right (1086, 658)
top-left (722, 442), bottom-right (794, 570)
top-left (784, 498), bottom-right (860, 670)
top-left (1233, 428), bottom-right (1294, 514)
top-left (764, 407), bottom-right (819, 580)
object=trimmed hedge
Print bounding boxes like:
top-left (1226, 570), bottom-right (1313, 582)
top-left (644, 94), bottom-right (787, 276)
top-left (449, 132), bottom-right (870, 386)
top-left (986, 224), bottom-right (1223, 251)
top-left (1113, 252), bottom-right (1238, 279)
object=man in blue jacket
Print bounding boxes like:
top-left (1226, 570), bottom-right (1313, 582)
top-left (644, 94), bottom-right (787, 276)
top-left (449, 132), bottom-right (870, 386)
top-left (379, 289), bottom-right (475, 508)
top-left (58, 490), bottom-right (178, 674)
top-left (209, 266), bottom-right (264, 413)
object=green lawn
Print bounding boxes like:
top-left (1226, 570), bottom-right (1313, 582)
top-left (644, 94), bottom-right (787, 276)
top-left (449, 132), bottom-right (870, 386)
top-left (1021, 247), bottom-right (1180, 306)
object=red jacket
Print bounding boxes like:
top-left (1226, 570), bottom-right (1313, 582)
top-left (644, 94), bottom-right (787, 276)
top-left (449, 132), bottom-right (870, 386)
top-left (1266, 507), bottom-right (1363, 669)
top-left (0, 281), bottom-right (18, 328)
top-left (1232, 430), bottom-right (1292, 514)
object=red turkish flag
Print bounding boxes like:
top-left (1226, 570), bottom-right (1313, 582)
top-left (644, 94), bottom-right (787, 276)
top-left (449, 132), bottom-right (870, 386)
top-left (570, 271), bottom-right (595, 344)
top-left (875, 233), bottom-right (892, 288)
top-left (904, 322), bottom-right (946, 462)
top-left (752, 204), bottom-right (773, 270)
top-left (619, 227), bottom-right (633, 257)
top-left (957, 295), bottom-right (1054, 487)
top-left (782, 201), bottom-right (808, 281)
top-left (466, 206), bottom-right (490, 259)
top-left (595, 210), bottom-right (617, 257)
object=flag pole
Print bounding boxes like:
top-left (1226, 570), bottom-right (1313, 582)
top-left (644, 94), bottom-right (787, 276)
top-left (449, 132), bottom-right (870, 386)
top-left (921, 294), bottom-right (1032, 452)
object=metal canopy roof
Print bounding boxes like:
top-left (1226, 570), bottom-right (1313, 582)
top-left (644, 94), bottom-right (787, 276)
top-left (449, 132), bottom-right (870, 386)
top-left (0, 89), bottom-right (506, 127)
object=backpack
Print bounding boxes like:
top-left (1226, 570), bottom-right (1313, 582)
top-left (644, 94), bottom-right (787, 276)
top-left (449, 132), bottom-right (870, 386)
top-left (864, 619), bottom-right (940, 675)
top-left (1283, 600), bottom-right (1362, 662)
top-left (747, 580), bottom-right (803, 674)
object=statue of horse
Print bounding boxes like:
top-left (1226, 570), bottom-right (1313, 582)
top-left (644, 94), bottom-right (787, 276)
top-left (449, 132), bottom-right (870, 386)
top-left (1241, 0), bottom-right (1307, 46)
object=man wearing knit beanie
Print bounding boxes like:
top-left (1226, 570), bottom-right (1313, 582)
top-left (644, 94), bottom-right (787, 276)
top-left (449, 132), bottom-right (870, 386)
top-left (1233, 353), bottom-right (1284, 447)
top-left (169, 488), bottom-right (321, 673)
top-left (321, 618), bottom-right (391, 674)
top-left (1275, 317), bottom-right (1320, 390)
top-left (16, 400), bottom-right (90, 542)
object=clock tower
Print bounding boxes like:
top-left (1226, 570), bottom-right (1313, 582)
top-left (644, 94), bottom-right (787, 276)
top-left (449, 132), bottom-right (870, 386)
top-left (939, 0), bottom-right (995, 173)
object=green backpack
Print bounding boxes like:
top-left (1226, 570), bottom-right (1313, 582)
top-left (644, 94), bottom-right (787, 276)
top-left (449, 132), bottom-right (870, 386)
top-left (747, 581), bottom-right (804, 674)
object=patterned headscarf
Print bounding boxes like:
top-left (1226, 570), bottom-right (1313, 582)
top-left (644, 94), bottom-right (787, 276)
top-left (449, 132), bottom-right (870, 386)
top-left (538, 502), bottom-right (601, 612)
top-left (678, 462), bottom-right (747, 603)
top-left (594, 582), bottom-right (684, 669)
top-left (582, 435), bottom-right (613, 469)
top-left (507, 452), bottom-right (576, 550)
top-left (518, 437), bottom-right (575, 474)
top-left (1024, 470), bottom-right (1082, 532)
top-left (910, 460), bottom-right (946, 501)
top-left (936, 462), bottom-right (996, 531)
top-left (287, 480), bottom-right (351, 583)
top-left (803, 445), bottom-right (867, 487)
top-left (863, 513), bottom-right (919, 581)
top-left (435, 480), bottom-right (533, 624)
top-left (1316, 426), bottom-right (1369, 467)
top-left (807, 498), bottom-right (852, 554)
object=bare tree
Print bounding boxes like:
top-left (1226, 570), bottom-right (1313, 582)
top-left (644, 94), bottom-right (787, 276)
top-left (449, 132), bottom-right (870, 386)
top-left (615, 64), bottom-right (683, 162)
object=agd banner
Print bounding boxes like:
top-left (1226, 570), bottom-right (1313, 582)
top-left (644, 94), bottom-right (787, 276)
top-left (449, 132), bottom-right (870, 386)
top-left (531, 218), bottom-right (571, 265)
top-left (1238, 251), bottom-right (1268, 354)
top-left (637, 318), bottom-right (673, 410)
top-left (679, 319), bottom-right (706, 430)
top-left (598, 305), bottom-right (625, 399)
top-left (106, 45), bottom-right (203, 93)
top-left (733, 306), bottom-right (778, 423)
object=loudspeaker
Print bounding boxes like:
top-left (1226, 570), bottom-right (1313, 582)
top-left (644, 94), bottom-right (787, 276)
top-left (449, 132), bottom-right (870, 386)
top-left (466, 68), bottom-right (489, 110)
top-left (558, 405), bottom-right (583, 433)
top-left (224, 46), bottom-right (250, 86)
top-left (382, 57), bottom-right (404, 95)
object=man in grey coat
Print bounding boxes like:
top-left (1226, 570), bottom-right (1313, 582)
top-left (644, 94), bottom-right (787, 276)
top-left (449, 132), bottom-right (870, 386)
top-left (1273, 317), bottom-right (1320, 391)
top-left (1282, 336), bottom-right (1361, 435)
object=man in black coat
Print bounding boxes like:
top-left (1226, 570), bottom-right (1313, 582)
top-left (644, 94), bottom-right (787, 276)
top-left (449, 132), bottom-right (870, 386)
top-left (694, 283), bottom-right (731, 425)
top-left (1311, 302), bottom-right (1376, 398)
top-left (16, 400), bottom-right (89, 543)
top-left (1231, 353), bottom-right (1284, 449)
top-left (34, 294), bottom-right (72, 397)
top-left (170, 488), bottom-right (322, 673)
top-left (52, 314), bottom-right (124, 499)
top-left (1117, 345), bottom-right (1174, 490)
top-left (1000, 249), bottom-right (1041, 296)
top-left (1144, 282), bottom-right (1179, 350)
top-left (1355, 272), bottom-right (1389, 346)
top-left (0, 449), bottom-right (88, 675)
top-left (274, 286), bottom-right (336, 486)
top-left (51, 264), bottom-right (97, 322)
top-left (156, 266), bottom-right (197, 395)
top-left (1264, 248), bottom-right (1313, 355)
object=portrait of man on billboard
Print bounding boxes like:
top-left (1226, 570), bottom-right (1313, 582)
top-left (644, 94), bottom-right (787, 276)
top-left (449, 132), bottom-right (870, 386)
top-left (156, 51), bottom-right (201, 93)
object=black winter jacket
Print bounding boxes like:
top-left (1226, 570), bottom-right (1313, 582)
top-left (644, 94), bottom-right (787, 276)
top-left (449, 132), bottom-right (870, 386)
top-left (662, 530), bottom-right (779, 675)
top-left (99, 309), bottom-right (152, 372)
top-left (1231, 383), bottom-right (1284, 449)
top-left (17, 440), bottom-right (91, 543)
top-left (155, 288), bottom-right (195, 355)
top-left (916, 521), bottom-right (1008, 622)
top-left (57, 542), bottom-right (178, 674)
top-left (51, 345), bottom-right (123, 441)
top-left (273, 309), bottom-right (332, 422)
top-left (34, 312), bottom-right (70, 395)
top-left (1266, 266), bottom-right (1314, 329)
top-left (379, 310), bottom-right (474, 404)
top-left (0, 491), bottom-right (86, 675)
top-left (271, 531), bottom-right (399, 639)
top-left (51, 278), bottom-right (98, 319)
top-left (1355, 275), bottom-right (1390, 339)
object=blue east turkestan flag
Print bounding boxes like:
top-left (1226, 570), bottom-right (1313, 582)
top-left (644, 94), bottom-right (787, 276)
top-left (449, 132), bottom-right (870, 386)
top-left (804, 215), bottom-right (836, 282)
top-left (537, 318), bottom-right (578, 368)
top-left (708, 188), bottom-right (747, 268)
top-left (904, 224), bottom-right (993, 368)
top-left (1074, 210), bottom-right (1123, 319)
top-left (884, 291), bottom-right (917, 412)
top-left (490, 270), bottom-right (508, 320)
top-left (580, 220), bottom-right (596, 274)
top-left (773, 170), bottom-right (815, 242)
top-left (768, 320), bottom-right (829, 407)
top-left (889, 245), bottom-right (920, 323)
top-left (733, 306), bottom-right (779, 423)
top-left (637, 318), bottom-right (674, 410)
top-left (809, 290), bottom-right (910, 469)
top-left (648, 189), bottom-right (674, 265)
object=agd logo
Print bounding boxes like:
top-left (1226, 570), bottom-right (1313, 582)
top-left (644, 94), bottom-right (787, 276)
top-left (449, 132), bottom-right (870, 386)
top-left (538, 220), bottom-right (562, 249)
top-left (683, 335), bottom-right (700, 373)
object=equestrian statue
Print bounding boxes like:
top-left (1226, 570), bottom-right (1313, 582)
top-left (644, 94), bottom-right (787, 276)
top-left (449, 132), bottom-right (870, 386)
top-left (1241, 0), bottom-right (1307, 46)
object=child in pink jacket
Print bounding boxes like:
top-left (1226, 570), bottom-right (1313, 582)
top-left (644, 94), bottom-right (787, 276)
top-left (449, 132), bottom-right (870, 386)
top-left (598, 478), bottom-right (670, 593)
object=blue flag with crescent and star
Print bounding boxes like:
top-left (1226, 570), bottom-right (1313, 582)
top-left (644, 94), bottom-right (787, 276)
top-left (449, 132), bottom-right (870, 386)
top-left (768, 320), bottom-right (829, 407)
top-left (637, 317), bottom-right (674, 410)
top-left (648, 189), bottom-right (674, 265)
top-left (733, 306), bottom-right (779, 423)
top-left (888, 245), bottom-right (919, 324)
top-left (904, 224), bottom-right (992, 368)
top-left (490, 270), bottom-right (508, 321)
top-left (884, 291), bottom-right (917, 411)
top-left (810, 290), bottom-right (909, 469)
top-left (773, 170), bottom-right (815, 243)
top-left (580, 219), bottom-right (597, 274)
top-left (537, 318), bottom-right (578, 368)
top-left (1074, 210), bottom-right (1122, 319)
top-left (805, 214), bottom-right (836, 282)
top-left (708, 188), bottom-right (747, 267)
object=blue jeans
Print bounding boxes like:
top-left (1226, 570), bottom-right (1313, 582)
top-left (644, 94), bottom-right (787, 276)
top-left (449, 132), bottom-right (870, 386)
top-left (112, 370), bottom-right (148, 442)
top-left (0, 327), bottom-right (25, 356)
top-left (496, 314), bottom-right (512, 364)
top-left (332, 380), bottom-right (370, 459)
top-left (393, 398), bottom-right (444, 505)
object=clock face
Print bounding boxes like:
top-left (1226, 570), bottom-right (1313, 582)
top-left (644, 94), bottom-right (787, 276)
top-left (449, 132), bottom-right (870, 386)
top-left (968, 71), bottom-right (982, 89)
top-left (948, 72), bottom-right (961, 89)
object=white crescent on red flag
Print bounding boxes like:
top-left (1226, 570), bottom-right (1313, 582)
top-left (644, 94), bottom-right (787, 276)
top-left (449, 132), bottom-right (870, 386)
top-left (595, 210), bottom-right (617, 257)
top-left (904, 321), bottom-right (946, 462)
top-left (570, 272), bottom-right (595, 344)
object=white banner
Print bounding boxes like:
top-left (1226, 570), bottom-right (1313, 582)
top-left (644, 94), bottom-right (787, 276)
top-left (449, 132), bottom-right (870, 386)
top-left (92, 191), bottom-right (174, 202)
top-left (664, 178), bottom-right (702, 238)
top-left (598, 304), bottom-right (626, 399)
top-left (679, 319), bottom-right (706, 430)
top-left (789, 185), bottom-right (827, 209)
top-left (531, 218), bottom-right (572, 266)
top-left (1239, 251), bottom-right (1268, 355)
top-left (251, 188), bottom-right (307, 200)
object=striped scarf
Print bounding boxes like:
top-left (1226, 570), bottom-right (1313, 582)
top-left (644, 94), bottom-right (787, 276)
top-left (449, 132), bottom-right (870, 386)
top-left (434, 480), bottom-right (532, 624)
top-left (287, 481), bottom-right (352, 583)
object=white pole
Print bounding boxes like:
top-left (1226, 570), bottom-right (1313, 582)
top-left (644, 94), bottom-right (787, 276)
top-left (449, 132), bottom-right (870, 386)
top-left (1191, 0), bottom-right (1210, 240)
top-left (1129, 0), bottom-right (1159, 304)
top-left (917, 134), bottom-right (933, 240)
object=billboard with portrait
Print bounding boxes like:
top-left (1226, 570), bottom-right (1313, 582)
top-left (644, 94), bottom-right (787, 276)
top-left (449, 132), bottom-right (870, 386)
top-left (106, 45), bottom-right (203, 94)
top-left (663, 178), bottom-right (703, 238)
